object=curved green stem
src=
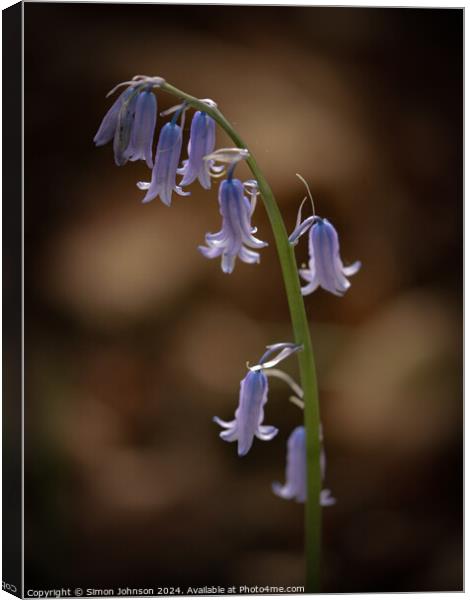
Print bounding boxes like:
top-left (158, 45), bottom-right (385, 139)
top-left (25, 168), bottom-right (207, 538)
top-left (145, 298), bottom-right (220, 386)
top-left (161, 82), bottom-right (322, 592)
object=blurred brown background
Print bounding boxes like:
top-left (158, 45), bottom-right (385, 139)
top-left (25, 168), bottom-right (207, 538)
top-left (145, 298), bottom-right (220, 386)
top-left (23, 4), bottom-right (462, 593)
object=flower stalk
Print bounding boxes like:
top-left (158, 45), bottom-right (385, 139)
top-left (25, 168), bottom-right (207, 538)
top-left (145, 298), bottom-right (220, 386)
top-left (160, 81), bottom-right (322, 592)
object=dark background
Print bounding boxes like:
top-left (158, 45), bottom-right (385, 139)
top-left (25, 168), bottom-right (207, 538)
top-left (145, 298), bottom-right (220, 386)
top-left (23, 3), bottom-right (462, 593)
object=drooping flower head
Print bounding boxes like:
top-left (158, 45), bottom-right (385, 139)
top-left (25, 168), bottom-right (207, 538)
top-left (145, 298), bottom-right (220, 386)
top-left (94, 86), bottom-right (134, 149)
top-left (272, 425), bottom-right (337, 506)
top-left (94, 76), bottom-right (163, 167)
top-left (126, 89), bottom-right (157, 168)
top-left (214, 370), bottom-right (276, 457)
top-left (138, 106), bottom-right (190, 206)
top-left (288, 175), bottom-right (360, 296)
top-left (214, 343), bottom-right (301, 456)
top-left (272, 426), bottom-right (307, 502)
top-left (299, 217), bottom-right (361, 296)
top-left (177, 107), bottom-right (221, 189)
top-left (199, 153), bottom-right (267, 273)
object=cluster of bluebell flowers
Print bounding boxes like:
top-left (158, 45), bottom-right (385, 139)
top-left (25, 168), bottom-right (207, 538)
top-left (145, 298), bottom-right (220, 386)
top-left (95, 80), bottom-right (268, 272)
top-left (94, 76), bottom-right (361, 511)
top-left (95, 77), bottom-right (219, 206)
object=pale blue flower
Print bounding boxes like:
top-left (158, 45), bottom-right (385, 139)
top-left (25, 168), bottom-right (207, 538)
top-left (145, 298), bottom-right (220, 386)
top-left (126, 89), bottom-right (157, 168)
top-left (213, 369), bottom-right (278, 457)
top-left (199, 176), bottom-right (267, 274)
top-left (273, 426), bottom-right (336, 505)
top-left (94, 85), bottom-right (157, 168)
top-left (177, 111), bottom-right (218, 189)
top-left (111, 90), bottom-right (140, 167)
top-left (298, 218), bottom-right (361, 296)
top-left (94, 86), bottom-right (134, 148)
top-left (138, 122), bottom-right (189, 206)
top-left (272, 426), bottom-right (307, 502)
top-left (94, 85), bottom-right (140, 166)
top-left (213, 343), bottom-right (301, 457)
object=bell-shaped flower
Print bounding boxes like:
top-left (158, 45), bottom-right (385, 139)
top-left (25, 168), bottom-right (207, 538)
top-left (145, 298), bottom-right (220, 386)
top-left (298, 217), bottom-right (361, 296)
top-left (94, 86), bottom-right (134, 148)
top-left (111, 90), bottom-right (140, 167)
top-left (272, 426), bottom-right (307, 502)
top-left (126, 89), bottom-right (157, 168)
top-left (177, 111), bottom-right (219, 189)
top-left (94, 86), bottom-right (157, 168)
top-left (138, 122), bottom-right (189, 206)
top-left (199, 176), bottom-right (267, 274)
top-left (273, 426), bottom-right (337, 505)
top-left (214, 369), bottom-right (278, 457)
top-left (214, 343), bottom-right (301, 456)
top-left (94, 85), bottom-right (140, 166)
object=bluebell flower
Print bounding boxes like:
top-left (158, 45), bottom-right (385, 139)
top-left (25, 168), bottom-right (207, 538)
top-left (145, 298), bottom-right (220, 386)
top-left (288, 174), bottom-right (360, 296)
top-left (177, 111), bottom-right (218, 189)
top-left (94, 86), bottom-right (157, 168)
top-left (298, 218), bottom-right (361, 296)
top-left (138, 122), bottom-right (189, 206)
top-left (94, 86), bottom-right (140, 166)
top-left (213, 369), bottom-right (278, 457)
top-left (213, 343), bottom-right (301, 457)
top-left (272, 426), bottom-right (307, 502)
top-left (94, 76), bottom-right (164, 167)
top-left (94, 86), bottom-right (134, 148)
top-left (199, 177), bottom-right (267, 274)
top-left (111, 90), bottom-right (140, 167)
top-left (126, 89), bottom-right (157, 168)
top-left (273, 426), bottom-right (337, 505)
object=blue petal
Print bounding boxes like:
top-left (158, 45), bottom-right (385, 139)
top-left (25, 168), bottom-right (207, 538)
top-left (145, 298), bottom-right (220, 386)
top-left (113, 90), bottom-right (139, 166)
top-left (94, 87), bottom-right (133, 147)
top-left (200, 177), bottom-right (267, 273)
top-left (142, 123), bottom-right (183, 205)
top-left (237, 371), bottom-right (268, 456)
top-left (273, 426), bottom-right (306, 502)
top-left (300, 218), bottom-right (360, 296)
top-left (179, 111), bottom-right (216, 189)
top-left (314, 220), bottom-right (349, 295)
top-left (128, 91), bottom-right (157, 168)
